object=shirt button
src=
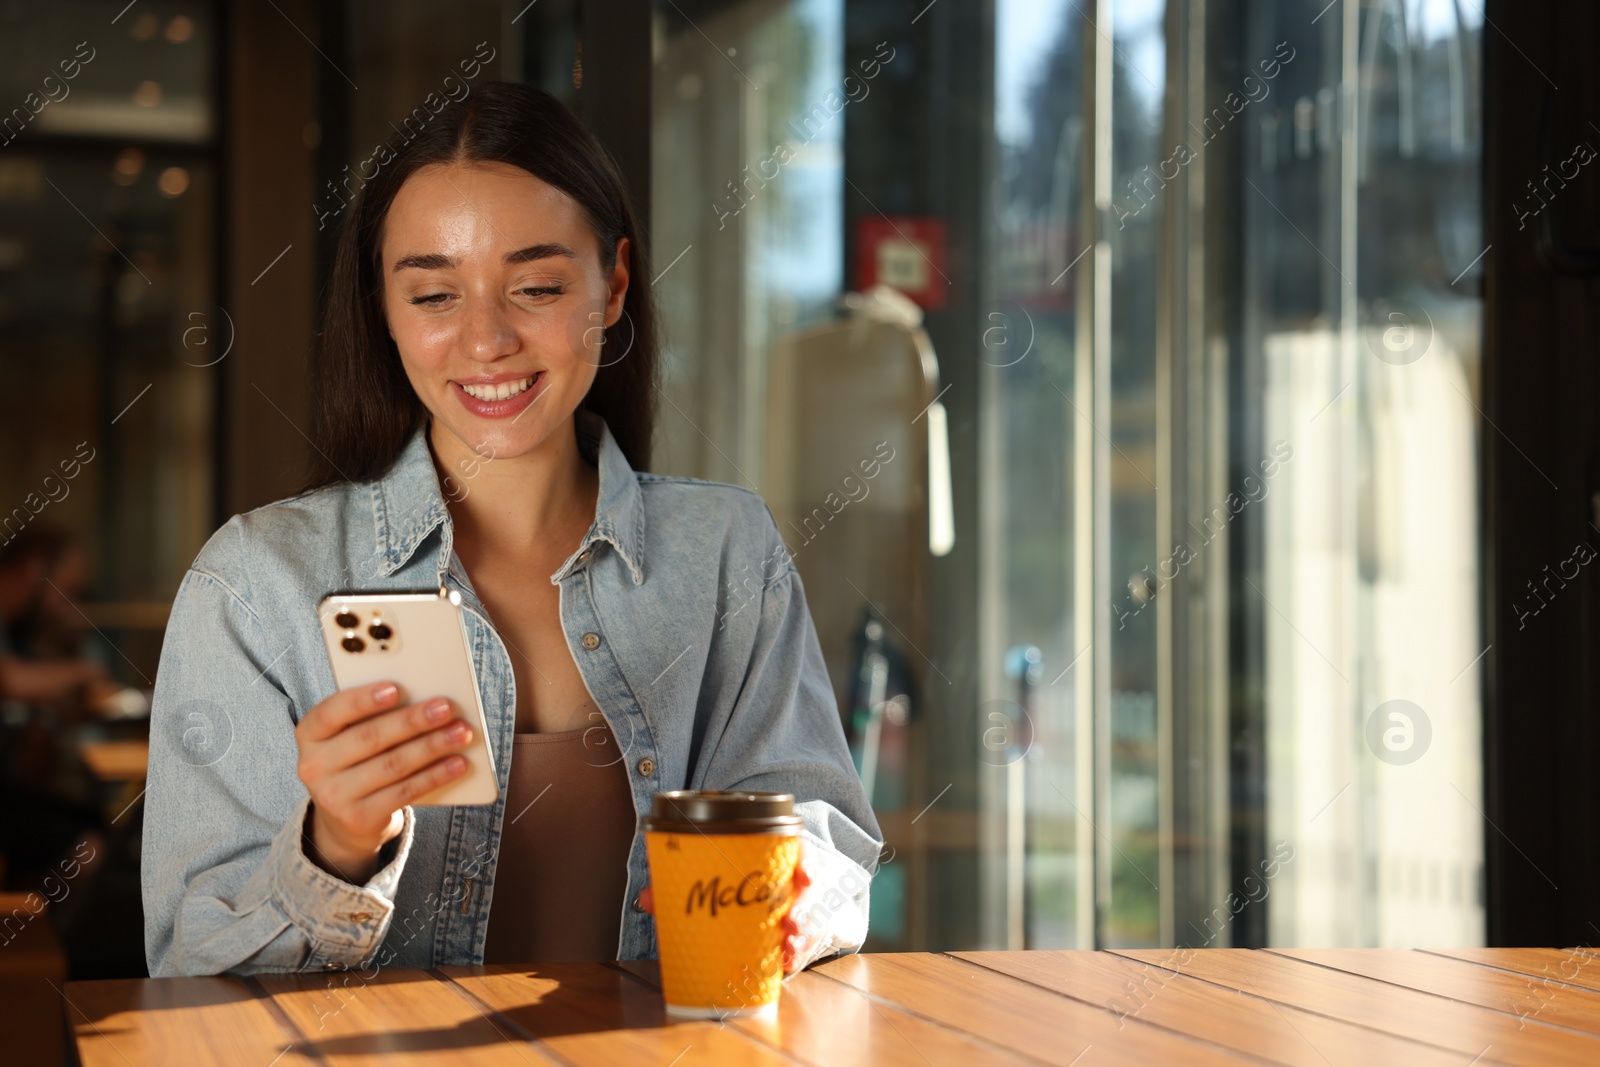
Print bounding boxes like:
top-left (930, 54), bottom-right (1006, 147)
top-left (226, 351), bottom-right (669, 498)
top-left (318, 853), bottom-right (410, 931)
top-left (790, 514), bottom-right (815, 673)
top-left (637, 757), bottom-right (655, 777)
top-left (581, 632), bottom-right (602, 650)
top-left (322, 962), bottom-right (342, 971)
top-left (632, 893), bottom-right (647, 913)
top-left (578, 549), bottom-right (591, 564)
top-left (344, 912), bottom-right (375, 923)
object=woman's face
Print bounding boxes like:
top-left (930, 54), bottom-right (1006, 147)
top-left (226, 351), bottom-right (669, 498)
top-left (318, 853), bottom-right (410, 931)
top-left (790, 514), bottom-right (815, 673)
top-left (380, 160), bottom-right (629, 465)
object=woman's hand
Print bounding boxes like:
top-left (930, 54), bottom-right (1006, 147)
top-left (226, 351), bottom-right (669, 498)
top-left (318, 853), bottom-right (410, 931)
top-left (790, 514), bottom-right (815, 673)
top-left (294, 680), bottom-right (474, 884)
top-left (636, 859), bottom-right (817, 975)
top-left (778, 861), bottom-right (815, 974)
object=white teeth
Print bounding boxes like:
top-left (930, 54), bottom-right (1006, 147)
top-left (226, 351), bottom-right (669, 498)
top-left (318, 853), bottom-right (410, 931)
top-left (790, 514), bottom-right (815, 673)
top-left (461, 375), bottom-right (535, 402)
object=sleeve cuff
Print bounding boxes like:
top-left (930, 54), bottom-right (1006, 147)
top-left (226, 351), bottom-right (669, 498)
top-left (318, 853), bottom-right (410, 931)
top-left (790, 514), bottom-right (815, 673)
top-left (788, 830), bottom-right (873, 970)
top-left (268, 794), bottom-right (415, 964)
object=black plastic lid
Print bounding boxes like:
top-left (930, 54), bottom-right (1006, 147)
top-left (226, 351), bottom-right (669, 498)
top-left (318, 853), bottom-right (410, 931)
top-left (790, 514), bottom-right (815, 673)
top-left (643, 790), bottom-right (803, 834)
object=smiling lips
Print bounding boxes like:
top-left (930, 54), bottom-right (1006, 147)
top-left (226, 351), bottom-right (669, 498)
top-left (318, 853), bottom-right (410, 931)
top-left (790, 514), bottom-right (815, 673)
top-left (452, 372), bottom-right (545, 418)
top-left (460, 375), bottom-right (537, 401)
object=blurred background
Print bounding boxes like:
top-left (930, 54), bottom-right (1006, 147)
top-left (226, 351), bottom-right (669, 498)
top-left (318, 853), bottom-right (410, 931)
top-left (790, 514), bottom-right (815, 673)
top-left (0, 0), bottom-right (1595, 998)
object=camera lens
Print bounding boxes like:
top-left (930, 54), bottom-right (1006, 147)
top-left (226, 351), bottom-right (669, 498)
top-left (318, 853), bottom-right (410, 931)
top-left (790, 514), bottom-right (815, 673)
top-left (341, 635), bottom-right (365, 653)
top-left (335, 611), bottom-right (359, 629)
top-left (368, 623), bottom-right (393, 641)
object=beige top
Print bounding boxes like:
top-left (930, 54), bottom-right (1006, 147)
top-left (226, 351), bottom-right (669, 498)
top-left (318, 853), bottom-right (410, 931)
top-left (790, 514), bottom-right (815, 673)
top-left (482, 724), bottom-right (637, 963)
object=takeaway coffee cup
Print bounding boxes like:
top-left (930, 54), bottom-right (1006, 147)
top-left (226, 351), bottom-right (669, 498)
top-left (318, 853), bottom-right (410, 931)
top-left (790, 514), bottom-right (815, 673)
top-left (642, 790), bottom-right (803, 1018)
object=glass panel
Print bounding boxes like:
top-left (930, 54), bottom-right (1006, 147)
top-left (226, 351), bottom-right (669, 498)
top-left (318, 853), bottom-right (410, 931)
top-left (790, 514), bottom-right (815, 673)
top-left (653, 0), bottom-right (960, 950)
top-left (1241, 0), bottom-right (1485, 946)
top-left (1105, 0), bottom-right (1166, 949)
top-left (980, 0), bottom-right (1086, 950)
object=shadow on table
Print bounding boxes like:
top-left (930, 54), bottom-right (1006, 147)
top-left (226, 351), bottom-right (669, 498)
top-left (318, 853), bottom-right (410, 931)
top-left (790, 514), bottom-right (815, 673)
top-left (282, 961), bottom-right (685, 1056)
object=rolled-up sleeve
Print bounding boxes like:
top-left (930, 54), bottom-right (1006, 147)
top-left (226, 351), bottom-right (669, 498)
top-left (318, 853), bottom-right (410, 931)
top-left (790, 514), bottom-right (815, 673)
top-left (142, 567), bottom-right (415, 976)
top-left (698, 512), bottom-right (884, 963)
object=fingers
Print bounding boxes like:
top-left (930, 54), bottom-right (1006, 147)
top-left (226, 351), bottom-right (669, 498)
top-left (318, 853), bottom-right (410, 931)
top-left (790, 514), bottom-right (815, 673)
top-left (638, 886), bottom-right (655, 915)
top-left (362, 751), bottom-right (471, 814)
top-left (298, 681), bottom-right (402, 742)
top-left (333, 718), bottom-right (475, 802)
top-left (319, 697), bottom-right (460, 773)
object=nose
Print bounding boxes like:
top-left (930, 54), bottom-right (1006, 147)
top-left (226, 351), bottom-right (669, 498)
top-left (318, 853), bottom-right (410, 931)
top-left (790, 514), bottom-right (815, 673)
top-left (461, 293), bottom-right (519, 363)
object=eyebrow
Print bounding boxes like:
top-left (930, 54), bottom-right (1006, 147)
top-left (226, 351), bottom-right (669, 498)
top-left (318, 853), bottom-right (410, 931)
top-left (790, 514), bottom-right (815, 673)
top-left (391, 243), bottom-right (578, 272)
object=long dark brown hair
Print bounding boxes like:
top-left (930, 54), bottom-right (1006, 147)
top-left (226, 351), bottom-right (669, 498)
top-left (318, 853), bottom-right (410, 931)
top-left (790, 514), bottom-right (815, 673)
top-left (305, 82), bottom-right (659, 489)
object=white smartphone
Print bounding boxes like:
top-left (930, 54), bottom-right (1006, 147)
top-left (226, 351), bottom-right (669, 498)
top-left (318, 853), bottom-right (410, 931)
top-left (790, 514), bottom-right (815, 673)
top-left (316, 589), bottom-right (499, 806)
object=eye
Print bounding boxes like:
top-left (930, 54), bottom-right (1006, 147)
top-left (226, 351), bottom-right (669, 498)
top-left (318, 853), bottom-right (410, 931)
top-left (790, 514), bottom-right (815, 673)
top-left (408, 293), bottom-right (453, 306)
top-left (516, 285), bottom-right (564, 299)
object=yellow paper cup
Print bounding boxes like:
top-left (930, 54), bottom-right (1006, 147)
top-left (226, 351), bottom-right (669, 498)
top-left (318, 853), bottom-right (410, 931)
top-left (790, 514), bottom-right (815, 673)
top-left (643, 790), bottom-right (803, 1018)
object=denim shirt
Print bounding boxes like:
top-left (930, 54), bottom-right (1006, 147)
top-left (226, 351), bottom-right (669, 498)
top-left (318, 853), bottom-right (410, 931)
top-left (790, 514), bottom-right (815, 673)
top-left (142, 408), bottom-right (882, 977)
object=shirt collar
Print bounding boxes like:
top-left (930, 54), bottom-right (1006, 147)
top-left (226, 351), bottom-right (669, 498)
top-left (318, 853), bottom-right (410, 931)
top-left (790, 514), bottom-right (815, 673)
top-left (369, 407), bottom-right (646, 587)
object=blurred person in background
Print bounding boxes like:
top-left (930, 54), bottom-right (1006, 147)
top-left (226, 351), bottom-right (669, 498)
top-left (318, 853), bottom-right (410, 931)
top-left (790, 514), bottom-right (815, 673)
top-left (0, 523), bottom-right (108, 891)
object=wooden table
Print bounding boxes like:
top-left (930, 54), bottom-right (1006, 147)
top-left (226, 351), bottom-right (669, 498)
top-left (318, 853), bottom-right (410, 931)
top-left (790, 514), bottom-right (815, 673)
top-left (61, 949), bottom-right (1600, 1065)
top-left (79, 739), bottom-right (149, 783)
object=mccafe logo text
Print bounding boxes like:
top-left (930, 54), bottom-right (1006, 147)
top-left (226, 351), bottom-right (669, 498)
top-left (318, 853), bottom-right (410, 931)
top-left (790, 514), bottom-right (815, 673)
top-left (683, 872), bottom-right (788, 917)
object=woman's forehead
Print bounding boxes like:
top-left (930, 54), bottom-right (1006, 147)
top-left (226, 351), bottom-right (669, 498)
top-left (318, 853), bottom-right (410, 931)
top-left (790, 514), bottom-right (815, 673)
top-left (383, 161), bottom-right (592, 262)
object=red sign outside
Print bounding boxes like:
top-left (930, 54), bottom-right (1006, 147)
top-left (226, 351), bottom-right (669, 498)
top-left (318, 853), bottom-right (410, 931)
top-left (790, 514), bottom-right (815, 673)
top-left (855, 215), bottom-right (949, 310)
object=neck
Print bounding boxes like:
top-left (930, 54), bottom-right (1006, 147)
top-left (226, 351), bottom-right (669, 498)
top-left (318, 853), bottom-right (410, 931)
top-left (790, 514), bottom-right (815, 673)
top-left (430, 415), bottom-right (599, 556)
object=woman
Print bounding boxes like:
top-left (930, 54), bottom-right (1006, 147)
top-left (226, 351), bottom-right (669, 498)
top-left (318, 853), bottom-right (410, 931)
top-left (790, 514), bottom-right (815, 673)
top-left (143, 82), bottom-right (881, 977)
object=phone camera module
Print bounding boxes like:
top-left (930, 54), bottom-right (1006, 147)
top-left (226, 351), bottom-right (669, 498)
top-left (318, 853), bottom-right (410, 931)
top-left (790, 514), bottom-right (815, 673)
top-left (341, 635), bottom-right (366, 653)
top-left (334, 611), bottom-right (359, 629)
top-left (368, 623), bottom-right (393, 641)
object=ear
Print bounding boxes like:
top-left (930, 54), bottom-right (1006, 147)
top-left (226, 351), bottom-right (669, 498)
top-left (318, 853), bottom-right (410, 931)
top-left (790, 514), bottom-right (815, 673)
top-left (603, 236), bottom-right (631, 328)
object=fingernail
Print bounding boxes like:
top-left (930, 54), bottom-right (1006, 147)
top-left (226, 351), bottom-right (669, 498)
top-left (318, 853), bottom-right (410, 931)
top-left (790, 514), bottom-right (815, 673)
top-left (425, 699), bottom-right (451, 723)
top-left (446, 722), bottom-right (471, 744)
top-left (445, 755), bottom-right (467, 774)
top-left (374, 682), bottom-right (399, 703)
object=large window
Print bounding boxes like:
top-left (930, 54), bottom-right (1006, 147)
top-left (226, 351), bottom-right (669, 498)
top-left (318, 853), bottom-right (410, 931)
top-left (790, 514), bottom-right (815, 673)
top-left (650, 0), bottom-right (1485, 951)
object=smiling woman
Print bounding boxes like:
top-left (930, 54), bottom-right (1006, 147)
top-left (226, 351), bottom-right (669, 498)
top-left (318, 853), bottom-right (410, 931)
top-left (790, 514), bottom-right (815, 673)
top-left (141, 83), bottom-right (881, 978)
top-left (310, 83), bottom-right (658, 485)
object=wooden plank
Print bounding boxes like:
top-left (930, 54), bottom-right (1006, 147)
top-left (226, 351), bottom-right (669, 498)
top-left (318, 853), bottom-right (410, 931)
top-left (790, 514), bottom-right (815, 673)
top-left (954, 950), bottom-right (1498, 1067)
top-left (1424, 948), bottom-right (1600, 997)
top-left (441, 963), bottom-right (792, 1066)
top-left (616, 957), bottom-right (1035, 1066)
top-left (257, 967), bottom-right (554, 1065)
top-left (65, 975), bottom-right (312, 1067)
top-left (811, 952), bottom-right (1262, 1065)
top-left (1270, 948), bottom-right (1600, 1037)
top-left (1115, 949), bottom-right (1600, 1067)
